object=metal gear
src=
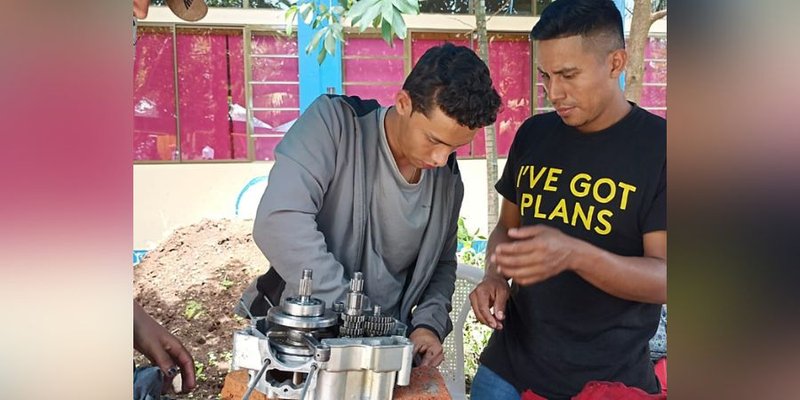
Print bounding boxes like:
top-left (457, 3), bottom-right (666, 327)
top-left (340, 314), bottom-right (366, 337)
top-left (364, 305), bottom-right (395, 337)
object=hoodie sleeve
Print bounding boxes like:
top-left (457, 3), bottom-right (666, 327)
top-left (409, 171), bottom-right (463, 342)
top-left (252, 95), bottom-right (350, 308)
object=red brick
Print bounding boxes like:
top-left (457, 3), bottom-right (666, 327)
top-left (393, 366), bottom-right (452, 400)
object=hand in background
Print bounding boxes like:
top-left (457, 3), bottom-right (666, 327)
top-left (134, 301), bottom-right (196, 394)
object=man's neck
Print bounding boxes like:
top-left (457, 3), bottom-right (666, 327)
top-left (580, 95), bottom-right (632, 134)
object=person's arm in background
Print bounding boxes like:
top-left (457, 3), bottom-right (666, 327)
top-left (252, 96), bottom-right (351, 307)
top-left (133, 301), bottom-right (196, 394)
top-left (469, 198), bottom-right (519, 330)
top-left (496, 227), bottom-right (666, 303)
top-left (408, 173), bottom-right (463, 367)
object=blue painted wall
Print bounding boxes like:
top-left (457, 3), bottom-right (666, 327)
top-left (297, 0), bottom-right (344, 112)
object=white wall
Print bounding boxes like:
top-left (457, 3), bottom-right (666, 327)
top-left (133, 158), bottom-right (505, 249)
top-left (133, 163), bottom-right (272, 249)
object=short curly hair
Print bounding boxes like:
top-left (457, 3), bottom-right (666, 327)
top-left (402, 43), bottom-right (501, 130)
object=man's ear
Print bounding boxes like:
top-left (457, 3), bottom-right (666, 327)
top-left (395, 90), bottom-right (413, 117)
top-left (609, 48), bottom-right (628, 79)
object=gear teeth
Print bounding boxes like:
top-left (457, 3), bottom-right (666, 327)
top-left (365, 315), bottom-right (395, 337)
top-left (340, 314), bottom-right (366, 337)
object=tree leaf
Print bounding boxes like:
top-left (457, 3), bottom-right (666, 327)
top-left (391, 0), bottom-right (413, 14)
top-left (380, 0), bottom-right (394, 24)
top-left (305, 25), bottom-right (328, 54)
top-left (347, 0), bottom-right (375, 24)
top-left (380, 18), bottom-right (393, 44)
top-left (354, 0), bottom-right (382, 31)
top-left (391, 10), bottom-right (406, 39)
top-left (324, 30), bottom-right (336, 55)
top-left (284, 6), bottom-right (298, 35)
top-left (299, 2), bottom-right (315, 25)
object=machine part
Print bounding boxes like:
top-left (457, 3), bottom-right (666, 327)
top-left (231, 270), bottom-right (413, 399)
top-left (233, 330), bottom-right (414, 400)
top-left (339, 314), bottom-right (366, 338)
top-left (365, 305), bottom-right (395, 337)
top-left (242, 358), bottom-right (270, 400)
top-left (344, 272), bottom-right (365, 317)
top-left (266, 307), bottom-right (338, 330)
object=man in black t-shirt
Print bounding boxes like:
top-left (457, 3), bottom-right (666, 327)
top-left (468, 1), bottom-right (667, 399)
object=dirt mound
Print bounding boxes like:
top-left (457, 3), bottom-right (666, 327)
top-left (134, 218), bottom-right (267, 399)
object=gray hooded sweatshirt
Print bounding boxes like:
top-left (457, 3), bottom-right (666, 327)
top-left (248, 94), bottom-right (463, 341)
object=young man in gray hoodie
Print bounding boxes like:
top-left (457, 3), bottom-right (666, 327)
top-left (239, 43), bottom-right (501, 367)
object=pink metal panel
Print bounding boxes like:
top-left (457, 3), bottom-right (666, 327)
top-left (644, 36), bottom-right (667, 60)
top-left (644, 59), bottom-right (667, 84)
top-left (251, 33), bottom-right (298, 56)
top-left (343, 85), bottom-right (398, 107)
top-left (251, 57), bottom-right (300, 82)
top-left (228, 34), bottom-right (248, 159)
top-left (345, 37), bottom-right (403, 57)
top-left (641, 85), bottom-right (667, 108)
top-left (176, 31), bottom-right (243, 160)
top-left (343, 58), bottom-right (405, 84)
top-left (252, 85), bottom-right (300, 109)
top-left (252, 110), bottom-right (298, 161)
top-left (487, 35), bottom-right (531, 157)
top-left (133, 30), bottom-right (178, 161)
top-left (250, 33), bottom-right (300, 161)
top-left (342, 37), bottom-right (404, 109)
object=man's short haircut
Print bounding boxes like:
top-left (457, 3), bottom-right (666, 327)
top-left (402, 43), bottom-right (501, 130)
top-left (530, 0), bottom-right (625, 54)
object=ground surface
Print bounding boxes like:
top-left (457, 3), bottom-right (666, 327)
top-left (134, 218), bottom-right (266, 399)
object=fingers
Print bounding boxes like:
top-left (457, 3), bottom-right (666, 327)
top-left (416, 343), bottom-right (444, 367)
top-left (493, 249), bottom-right (541, 270)
top-left (506, 225), bottom-right (547, 239)
top-left (470, 279), bottom-right (510, 330)
top-left (469, 284), bottom-right (499, 329)
top-left (492, 285), bottom-right (510, 324)
top-left (170, 342), bottom-right (196, 393)
top-left (146, 340), bottom-right (176, 379)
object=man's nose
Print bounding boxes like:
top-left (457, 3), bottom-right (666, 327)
top-left (432, 148), bottom-right (450, 167)
top-left (546, 77), bottom-right (566, 102)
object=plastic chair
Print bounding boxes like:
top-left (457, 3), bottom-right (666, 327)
top-left (439, 263), bottom-right (485, 400)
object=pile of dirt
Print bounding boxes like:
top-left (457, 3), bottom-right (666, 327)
top-left (134, 218), bottom-right (267, 399)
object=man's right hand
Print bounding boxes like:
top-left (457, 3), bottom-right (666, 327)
top-left (469, 274), bottom-right (510, 330)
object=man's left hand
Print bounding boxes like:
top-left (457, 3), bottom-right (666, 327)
top-left (409, 327), bottom-right (444, 367)
top-left (493, 224), bottom-right (578, 286)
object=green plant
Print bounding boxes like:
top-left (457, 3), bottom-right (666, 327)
top-left (280, 0), bottom-right (419, 63)
top-left (184, 300), bottom-right (205, 320)
top-left (220, 274), bottom-right (235, 290)
top-left (457, 216), bottom-right (487, 269)
top-left (463, 311), bottom-right (492, 391)
top-left (194, 360), bottom-right (207, 382)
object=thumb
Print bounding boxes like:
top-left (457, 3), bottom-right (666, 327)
top-left (493, 286), bottom-right (509, 321)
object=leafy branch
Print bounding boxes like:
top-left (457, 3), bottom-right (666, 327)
top-left (279, 0), bottom-right (419, 63)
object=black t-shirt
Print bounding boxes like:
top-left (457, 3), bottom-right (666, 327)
top-left (480, 105), bottom-right (666, 399)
